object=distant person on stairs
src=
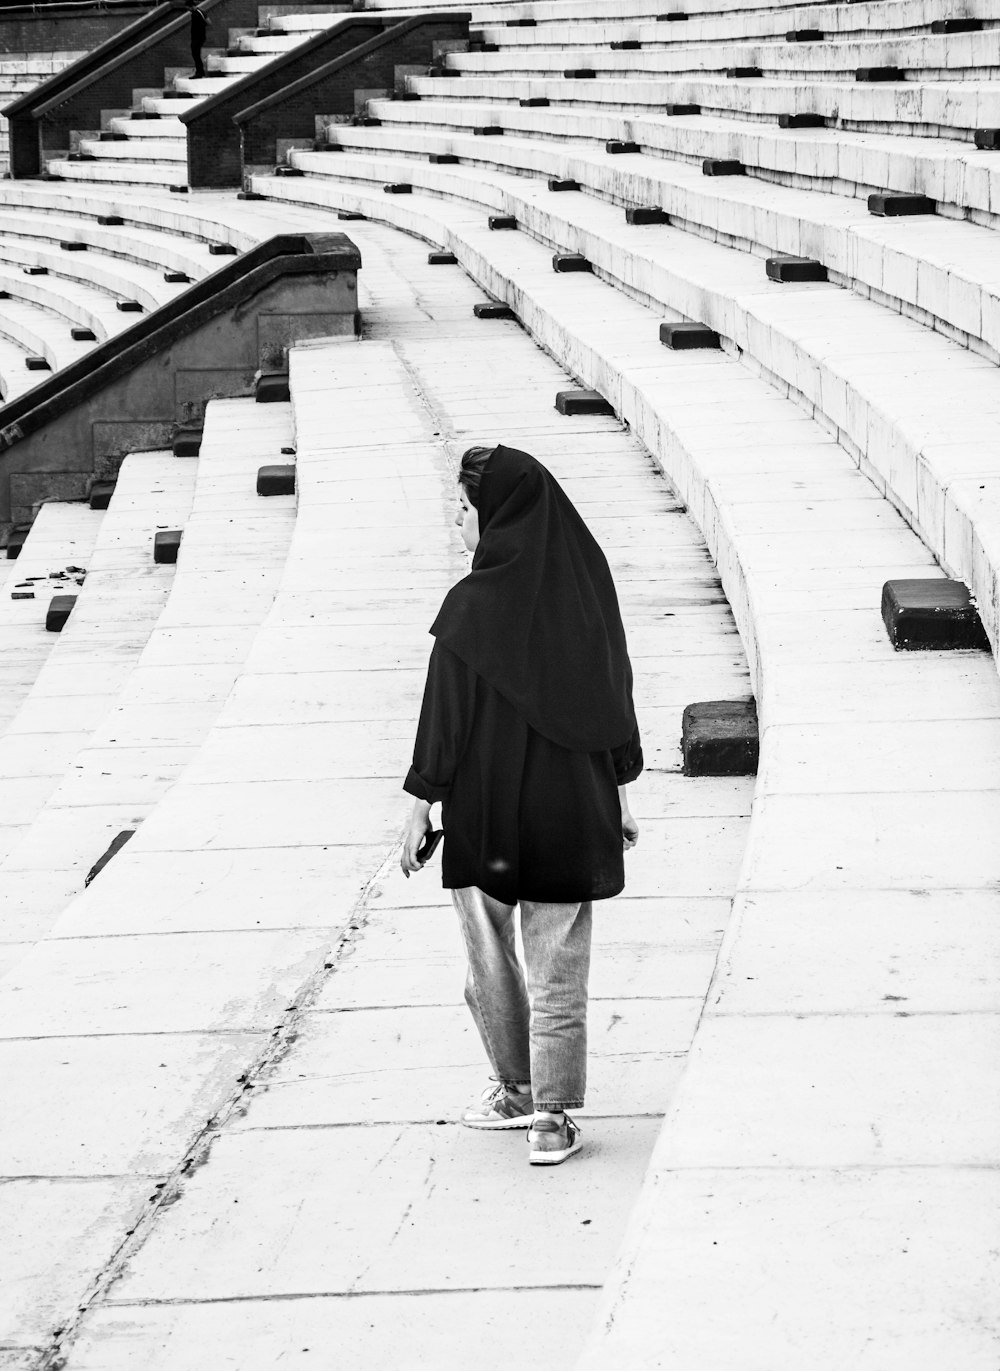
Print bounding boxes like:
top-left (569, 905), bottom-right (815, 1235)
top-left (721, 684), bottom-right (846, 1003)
top-left (184, 0), bottom-right (210, 80)
top-left (401, 443), bottom-right (642, 1167)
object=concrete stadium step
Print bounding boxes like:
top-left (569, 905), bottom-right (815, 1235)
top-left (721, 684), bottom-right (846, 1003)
top-left (473, 1), bottom-right (1000, 45)
top-left (0, 180), bottom-right (348, 259)
top-left (45, 156), bottom-right (191, 188)
top-left (412, 72), bottom-right (1000, 137)
top-left (0, 451), bottom-right (196, 972)
top-left (322, 123), bottom-right (1000, 351)
top-left (0, 292), bottom-right (93, 379)
top-left (76, 137), bottom-right (187, 164)
top-left (450, 29), bottom-right (1000, 79)
top-left (0, 503), bottom-right (104, 737)
top-left (0, 231), bottom-right (195, 313)
top-left (254, 160), bottom-right (1000, 657)
top-left (0, 396), bottom-right (299, 965)
top-left (0, 263), bottom-right (136, 342)
top-left (367, 93), bottom-right (1000, 217)
top-left (294, 212), bottom-right (998, 1371)
top-left (4, 239), bottom-right (754, 1360)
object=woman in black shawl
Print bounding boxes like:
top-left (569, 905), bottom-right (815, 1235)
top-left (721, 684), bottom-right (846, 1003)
top-left (402, 444), bottom-right (642, 1165)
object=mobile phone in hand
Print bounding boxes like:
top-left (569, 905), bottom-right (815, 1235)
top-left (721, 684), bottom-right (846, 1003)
top-left (416, 828), bottom-right (444, 864)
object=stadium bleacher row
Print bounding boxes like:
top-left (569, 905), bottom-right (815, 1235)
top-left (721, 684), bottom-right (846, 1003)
top-left (1, 0), bottom-right (998, 1364)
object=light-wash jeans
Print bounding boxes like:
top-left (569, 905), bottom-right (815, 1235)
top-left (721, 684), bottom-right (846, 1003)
top-left (451, 886), bottom-right (593, 1111)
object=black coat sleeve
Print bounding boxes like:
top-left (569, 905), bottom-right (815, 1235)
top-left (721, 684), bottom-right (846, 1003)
top-left (404, 642), bottom-right (479, 804)
top-left (611, 724), bottom-right (644, 786)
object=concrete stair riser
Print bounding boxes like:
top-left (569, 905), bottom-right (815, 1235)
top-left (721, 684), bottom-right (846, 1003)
top-left (253, 171), bottom-right (1000, 659)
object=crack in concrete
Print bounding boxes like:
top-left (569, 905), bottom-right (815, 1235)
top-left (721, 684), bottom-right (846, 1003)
top-left (35, 841), bottom-right (402, 1371)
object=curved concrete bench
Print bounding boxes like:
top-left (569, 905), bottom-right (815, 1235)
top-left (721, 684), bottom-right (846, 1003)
top-left (0, 204), bottom-right (221, 284)
top-left (242, 185), bottom-right (1000, 1370)
top-left (0, 267), bottom-right (134, 343)
top-left (0, 451), bottom-right (195, 970)
top-left (0, 396), bottom-right (299, 967)
top-left (421, 70), bottom-right (1000, 136)
top-left (0, 226), bottom-right (756, 1358)
top-left (255, 152), bottom-right (1000, 658)
top-left (383, 88), bottom-right (1000, 217)
top-left (455, 30), bottom-right (1000, 78)
top-left (325, 122), bottom-right (1000, 350)
top-left (0, 292), bottom-right (92, 375)
top-left (0, 502), bottom-right (104, 737)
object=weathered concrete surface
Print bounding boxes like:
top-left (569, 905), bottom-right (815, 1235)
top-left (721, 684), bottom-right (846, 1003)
top-left (0, 218), bottom-right (756, 1367)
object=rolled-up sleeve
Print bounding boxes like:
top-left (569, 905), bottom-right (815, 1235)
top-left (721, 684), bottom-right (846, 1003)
top-left (611, 724), bottom-right (643, 786)
top-left (403, 642), bottom-right (478, 804)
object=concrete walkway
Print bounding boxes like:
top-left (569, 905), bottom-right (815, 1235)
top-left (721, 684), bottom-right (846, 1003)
top-left (1, 217), bottom-right (753, 1367)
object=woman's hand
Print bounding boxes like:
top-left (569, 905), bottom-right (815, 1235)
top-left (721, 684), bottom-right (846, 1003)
top-left (401, 799), bottom-right (433, 877)
top-left (619, 785), bottom-right (639, 850)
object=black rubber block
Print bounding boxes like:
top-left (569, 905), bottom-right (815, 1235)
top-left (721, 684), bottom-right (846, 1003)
top-left (779, 113), bottom-right (827, 127)
top-left (666, 102), bottom-right (700, 115)
top-left (116, 300), bottom-right (143, 312)
top-left (257, 463), bottom-right (296, 496)
top-left (337, 211), bottom-right (366, 220)
top-left (255, 372), bottom-right (290, 403)
top-left (488, 215), bottom-right (517, 229)
top-left (660, 322), bottom-right (720, 349)
top-left (555, 389), bottom-right (614, 416)
top-left (384, 183), bottom-right (412, 193)
top-left (84, 830), bottom-right (135, 887)
top-left (46, 593), bottom-right (77, 632)
top-left (520, 97), bottom-right (550, 106)
top-left (703, 158), bottom-right (744, 175)
top-left (607, 140), bottom-right (640, 154)
top-left (856, 66), bottom-right (902, 80)
top-left (786, 28), bottom-right (822, 40)
top-left (881, 579), bottom-right (990, 650)
top-left (474, 125), bottom-right (503, 135)
top-left (727, 66), bottom-right (762, 77)
top-left (429, 153), bottom-right (459, 163)
top-left (552, 253), bottom-right (592, 272)
top-left (931, 17), bottom-right (982, 31)
top-left (153, 529), bottom-right (182, 564)
top-left (868, 192), bottom-right (935, 216)
top-left (274, 166), bottom-right (304, 177)
top-left (428, 251), bottom-right (458, 264)
top-left (89, 480), bottom-right (116, 509)
top-left (473, 302), bottom-right (515, 319)
top-left (974, 129), bottom-right (1000, 149)
top-left (657, 12), bottom-right (689, 19)
top-left (169, 184), bottom-right (190, 192)
top-left (682, 698), bottom-right (759, 776)
top-left (548, 178), bottom-right (580, 191)
top-left (238, 190), bottom-right (266, 199)
top-left (23, 265), bottom-right (47, 275)
top-left (60, 240), bottom-right (87, 250)
top-left (611, 39), bottom-right (641, 49)
top-left (164, 271), bottom-right (190, 283)
top-left (5, 525), bottom-right (30, 559)
top-left (25, 356), bottom-right (50, 370)
top-left (172, 428), bottom-right (202, 457)
top-left (626, 206), bottom-right (668, 224)
top-left (209, 243), bottom-right (238, 254)
top-left (565, 68), bottom-right (596, 78)
top-left (766, 255), bottom-right (828, 282)
top-left (97, 214), bottom-right (124, 224)
top-left (71, 327), bottom-right (96, 341)
top-left (507, 16), bottom-right (536, 24)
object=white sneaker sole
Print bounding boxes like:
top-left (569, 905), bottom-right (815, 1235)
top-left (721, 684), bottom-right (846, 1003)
top-left (528, 1135), bottom-right (583, 1165)
top-left (461, 1113), bottom-right (534, 1130)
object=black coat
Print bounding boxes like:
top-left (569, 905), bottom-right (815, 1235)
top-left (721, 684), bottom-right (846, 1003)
top-left (405, 642), bottom-right (643, 904)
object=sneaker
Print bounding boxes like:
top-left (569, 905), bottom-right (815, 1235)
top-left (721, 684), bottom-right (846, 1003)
top-left (527, 1114), bottom-right (583, 1165)
top-left (461, 1081), bottom-right (535, 1130)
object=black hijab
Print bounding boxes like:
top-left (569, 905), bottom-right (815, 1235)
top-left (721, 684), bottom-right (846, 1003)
top-left (430, 445), bottom-right (637, 753)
